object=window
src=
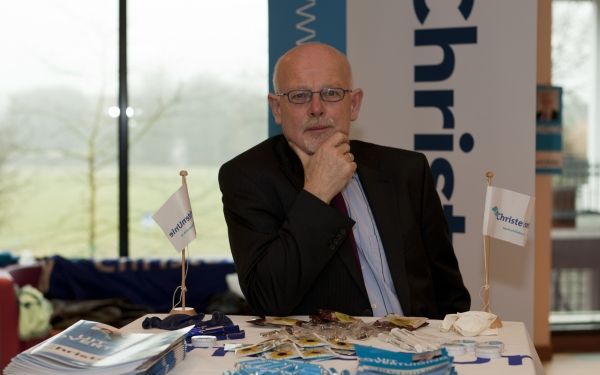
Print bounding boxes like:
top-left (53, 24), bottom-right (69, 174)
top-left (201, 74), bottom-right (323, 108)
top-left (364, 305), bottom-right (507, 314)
top-left (0, 1), bottom-right (118, 258)
top-left (0, 0), bottom-right (268, 259)
top-left (551, 0), bottom-right (600, 327)
top-left (127, 0), bottom-right (268, 258)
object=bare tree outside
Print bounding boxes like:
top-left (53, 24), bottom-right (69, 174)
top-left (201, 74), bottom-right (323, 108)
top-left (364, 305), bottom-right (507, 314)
top-left (552, 0), bottom-right (594, 159)
top-left (0, 0), bottom-right (267, 258)
top-left (0, 125), bottom-right (21, 228)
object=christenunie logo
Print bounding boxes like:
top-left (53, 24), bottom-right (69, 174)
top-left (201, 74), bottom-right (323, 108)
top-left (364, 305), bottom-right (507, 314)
top-left (168, 211), bottom-right (194, 238)
top-left (491, 206), bottom-right (530, 233)
top-left (491, 206), bottom-right (500, 217)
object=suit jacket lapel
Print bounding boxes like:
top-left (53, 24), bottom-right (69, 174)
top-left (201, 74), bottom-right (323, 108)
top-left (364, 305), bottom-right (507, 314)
top-left (355, 149), bottom-right (412, 314)
top-left (274, 135), bottom-right (304, 189)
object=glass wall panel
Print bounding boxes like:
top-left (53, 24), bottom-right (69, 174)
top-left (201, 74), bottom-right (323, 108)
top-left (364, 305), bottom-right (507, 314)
top-left (128, 0), bottom-right (268, 258)
top-left (0, 1), bottom-right (118, 258)
top-left (551, 0), bottom-right (600, 327)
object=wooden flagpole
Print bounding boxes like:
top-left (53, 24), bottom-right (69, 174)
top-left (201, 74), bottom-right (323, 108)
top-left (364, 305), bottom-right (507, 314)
top-left (483, 171), bottom-right (502, 328)
top-left (169, 170), bottom-right (196, 316)
top-left (483, 171), bottom-right (494, 313)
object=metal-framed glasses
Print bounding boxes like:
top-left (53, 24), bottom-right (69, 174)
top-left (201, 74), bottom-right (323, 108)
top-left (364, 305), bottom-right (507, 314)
top-left (276, 88), bottom-right (352, 104)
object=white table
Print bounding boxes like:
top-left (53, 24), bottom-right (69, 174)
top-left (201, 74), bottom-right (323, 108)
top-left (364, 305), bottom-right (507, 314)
top-left (123, 315), bottom-right (543, 374)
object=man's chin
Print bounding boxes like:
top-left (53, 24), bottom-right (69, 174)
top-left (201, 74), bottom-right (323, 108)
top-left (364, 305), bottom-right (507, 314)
top-left (309, 128), bottom-right (336, 140)
top-left (304, 134), bottom-right (333, 154)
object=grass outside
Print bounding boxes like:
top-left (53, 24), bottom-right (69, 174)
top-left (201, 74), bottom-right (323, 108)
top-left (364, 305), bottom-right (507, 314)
top-left (0, 165), bottom-right (232, 259)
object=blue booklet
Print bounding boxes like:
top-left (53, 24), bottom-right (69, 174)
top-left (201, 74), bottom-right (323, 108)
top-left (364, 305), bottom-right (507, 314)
top-left (4, 320), bottom-right (190, 375)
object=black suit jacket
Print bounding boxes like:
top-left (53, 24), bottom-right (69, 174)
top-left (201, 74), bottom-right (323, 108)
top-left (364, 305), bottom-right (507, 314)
top-left (218, 135), bottom-right (470, 318)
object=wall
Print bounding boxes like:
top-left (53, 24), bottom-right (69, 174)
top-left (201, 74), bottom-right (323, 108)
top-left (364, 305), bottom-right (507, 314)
top-left (534, 0), bottom-right (553, 357)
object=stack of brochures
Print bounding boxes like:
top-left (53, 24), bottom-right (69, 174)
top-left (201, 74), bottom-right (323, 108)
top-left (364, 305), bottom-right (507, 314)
top-left (3, 320), bottom-right (190, 375)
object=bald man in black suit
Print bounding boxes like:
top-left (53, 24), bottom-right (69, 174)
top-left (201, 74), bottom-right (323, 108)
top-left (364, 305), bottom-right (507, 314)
top-left (219, 43), bottom-right (470, 318)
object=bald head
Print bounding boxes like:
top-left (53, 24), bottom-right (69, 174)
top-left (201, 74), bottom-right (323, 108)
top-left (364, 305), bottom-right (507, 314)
top-left (272, 43), bottom-right (353, 92)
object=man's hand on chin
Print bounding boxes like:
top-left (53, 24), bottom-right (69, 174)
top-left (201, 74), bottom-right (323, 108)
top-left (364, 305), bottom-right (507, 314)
top-left (288, 132), bottom-right (356, 204)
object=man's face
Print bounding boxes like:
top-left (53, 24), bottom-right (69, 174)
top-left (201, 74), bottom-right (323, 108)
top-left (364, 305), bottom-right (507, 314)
top-left (268, 45), bottom-right (363, 155)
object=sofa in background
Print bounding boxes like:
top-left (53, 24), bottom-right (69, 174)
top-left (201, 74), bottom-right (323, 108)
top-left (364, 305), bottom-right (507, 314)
top-left (0, 263), bottom-right (49, 370)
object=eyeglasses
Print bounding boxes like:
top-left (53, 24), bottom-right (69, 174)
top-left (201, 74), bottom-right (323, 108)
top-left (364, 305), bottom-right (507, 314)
top-left (276, 88), bottom-right (352, 104)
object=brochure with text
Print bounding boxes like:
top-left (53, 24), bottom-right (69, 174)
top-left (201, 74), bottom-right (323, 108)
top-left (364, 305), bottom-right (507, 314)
top-left (3, 320), bottom-right (190, 375)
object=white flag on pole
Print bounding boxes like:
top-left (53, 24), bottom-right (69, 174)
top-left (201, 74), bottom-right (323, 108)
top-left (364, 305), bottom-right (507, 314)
top-left (153, 184), bottom-right (196, 252)
top-left (482, 186), bottom-right (535, 247)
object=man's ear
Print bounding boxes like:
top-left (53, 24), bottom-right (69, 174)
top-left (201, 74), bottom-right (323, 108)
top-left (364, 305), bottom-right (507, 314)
top-left (349, 88), bottom-right (364, 121)
top-left (268, 93), bottom-right (283, 124)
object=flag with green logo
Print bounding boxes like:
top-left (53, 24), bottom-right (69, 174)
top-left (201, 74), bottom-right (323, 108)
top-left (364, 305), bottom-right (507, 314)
top-left (483, 186), bottom-right (534, 247)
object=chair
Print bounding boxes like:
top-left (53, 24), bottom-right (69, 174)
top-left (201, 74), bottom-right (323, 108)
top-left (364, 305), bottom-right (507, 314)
top-left (0, 263), bottom-right (46, 370)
